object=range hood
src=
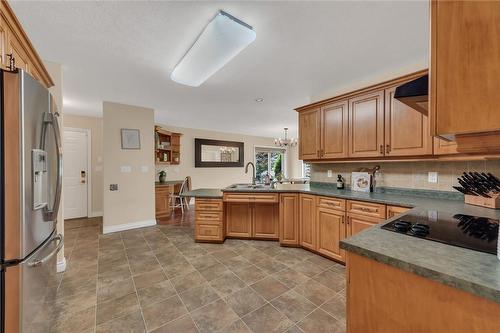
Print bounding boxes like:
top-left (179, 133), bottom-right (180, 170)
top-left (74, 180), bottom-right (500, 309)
top-left (394, 74), bottom-right (428, 115)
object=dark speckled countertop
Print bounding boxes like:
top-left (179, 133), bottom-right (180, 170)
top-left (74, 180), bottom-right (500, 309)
top-left (181, 188), bottom-right (223, 198)
top-left (155, 180), bottom-right (184, 187)
top-left (183, 182), bottom-right (500, 303)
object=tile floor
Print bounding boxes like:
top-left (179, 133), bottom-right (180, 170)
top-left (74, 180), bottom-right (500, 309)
top-left (54, 212), bottom-right (346, 333)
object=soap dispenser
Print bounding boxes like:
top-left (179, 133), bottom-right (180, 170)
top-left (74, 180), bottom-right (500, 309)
top-left (336, 175), bottom-right (344, 190)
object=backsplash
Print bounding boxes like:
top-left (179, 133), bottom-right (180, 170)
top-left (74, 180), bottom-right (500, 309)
top-left (310, 160), bottom-right (500, 192)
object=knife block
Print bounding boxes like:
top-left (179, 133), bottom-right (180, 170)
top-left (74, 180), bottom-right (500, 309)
top-left (464, 193), bottom-right (500, 209)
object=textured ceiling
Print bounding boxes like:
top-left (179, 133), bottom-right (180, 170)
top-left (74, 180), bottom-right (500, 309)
top-left (11, 1), bottom-right (429, 138)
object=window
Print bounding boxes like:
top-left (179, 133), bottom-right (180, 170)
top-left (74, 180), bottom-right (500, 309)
top-left (254, 147), bottom-right (286, 182)
top-left (302, 162), bottom-right (311, 179)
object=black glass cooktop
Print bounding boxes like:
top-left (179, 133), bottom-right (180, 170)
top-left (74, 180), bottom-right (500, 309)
top-left (382, 211), bottom-right (499, 255)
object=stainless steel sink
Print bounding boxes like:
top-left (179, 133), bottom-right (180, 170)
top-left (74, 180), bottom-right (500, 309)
top-left (228, 183), bottom-right (267, 189)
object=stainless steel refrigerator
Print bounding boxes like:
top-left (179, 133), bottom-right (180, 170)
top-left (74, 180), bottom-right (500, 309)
top-left (1, 69), bottom-right (63, 332)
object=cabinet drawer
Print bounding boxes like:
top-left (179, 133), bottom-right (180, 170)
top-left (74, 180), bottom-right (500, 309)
top-left (386, 205), bottom-right (411, 219)
top-left (196, 199), bottom-right (223, 211)
top-left (156, 186), bottom-right (173, 194)
top-left (223, 193), bottom-right (279, 203)
top-left (347, 200), bottom-right (386, 219)
top-left (196, 225), bottom-right (222, 241)
top-left (317, 196), bottom-right (346, 211)
top-left (195, 211), bottom-right (223, 224)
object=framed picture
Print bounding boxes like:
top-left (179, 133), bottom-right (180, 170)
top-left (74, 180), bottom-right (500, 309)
top-left (121, 129), bottom-right (141, 149)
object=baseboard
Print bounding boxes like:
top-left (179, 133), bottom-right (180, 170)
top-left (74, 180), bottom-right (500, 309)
top-left (88, 211), bottom-right (103, 218)
top-left (102, 219), bottom-right (157, 234)
top-left (57, 257), bottom-right (67, 273)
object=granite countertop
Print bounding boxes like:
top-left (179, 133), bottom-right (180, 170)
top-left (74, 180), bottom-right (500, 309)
top-left (155, 180), bottom-right (184, 187)
top-left (184, 182), bottom-right (500, 303)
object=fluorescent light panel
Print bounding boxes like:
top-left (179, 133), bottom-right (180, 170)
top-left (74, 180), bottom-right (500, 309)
top-left (170, 11), bottom-right (256, 87)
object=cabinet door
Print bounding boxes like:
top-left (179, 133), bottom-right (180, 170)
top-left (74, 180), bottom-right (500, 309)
top-left (226, 203), bottom-right (252, 238)
top-left (155, 189), bottom-right (170, 217)
top-left (321, 100), bottom-right (348, 159)
top-left (349, 91), bottom-right (385, 158)
top-left (6, 31), bottom-right (29, 72)
top-left (384, 86), bottom-right (432, 156)
top-left (299, 194), bottom-right (316, 250)
top-left (433, 138), bottom-right (458, 155)
top-left (298, 108), bottom-right (320, 160)
top-left (317, 208), bottom-right (345, 262)
top-left (431, 1), bottom-right (500, 137)
top-left (279, 194), bottom-right (299, 245)
top-left (253, 203), bottom-right (279, 239)
top-left (347, 214), bottom-right (381, 237)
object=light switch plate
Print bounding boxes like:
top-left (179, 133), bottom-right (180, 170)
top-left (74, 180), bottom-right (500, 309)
top-left (327, 170), bottom-right (333, 178)
top-left (120, 166), bottom-right (132, 173)
top-left (428, 172), bottom-right (438, 183)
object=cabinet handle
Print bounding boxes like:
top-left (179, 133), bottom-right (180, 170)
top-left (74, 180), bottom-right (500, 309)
top-left (359, 207), bottom-right (376, 213)
top-left (317, 150), bottom-right (320, 157)
top-left (379, 144), bottom-right (384, 154)
top-left (341, 217), bottom-right (345, 224)
top-left (386, 144), bottom-right (390, 154)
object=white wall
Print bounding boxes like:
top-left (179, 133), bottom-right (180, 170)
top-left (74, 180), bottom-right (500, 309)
top-left (156, 124), bottom-right (302, 189)
top-left (103, 102), bottom-right (155, 233)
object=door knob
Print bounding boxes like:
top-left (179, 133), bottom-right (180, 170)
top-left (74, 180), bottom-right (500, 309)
top-left (80, 170), bottom-right (86, 184)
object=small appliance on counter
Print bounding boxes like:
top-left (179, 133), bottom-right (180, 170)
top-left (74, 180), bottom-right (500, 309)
top-left (336, 175), bottom-right (345, 189)
top-left (453, 172), bottom-right (500, 209)
top-left (382, 210), bottom-right (499, 255)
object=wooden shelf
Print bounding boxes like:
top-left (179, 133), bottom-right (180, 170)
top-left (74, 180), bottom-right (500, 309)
top-left (155, 126), bottom-right (182, 165)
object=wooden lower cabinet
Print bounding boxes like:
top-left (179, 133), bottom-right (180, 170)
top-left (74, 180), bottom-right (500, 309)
top-left (225, 202), bottom-right (279, 239)
top-left (279, 194), bottom-right (299, 246)
top-left (254, 203), bottom-right (279, 239)
top-left (347, 213), bottom-right (382, 237)
top-left (155, 186), bottom-right (172, 218)
top-left (195, 199), bottom-right (224, 242)
top-left (299, 194), bottom-right (317, 250)
top-left (317, 207), bottom-right (346, 262)
top-left (226, 203), bottom-right (252, 238)
top-left (386, 205), bottom-right (411, 219)
top-left (346, 252), bottom-right (500, 333)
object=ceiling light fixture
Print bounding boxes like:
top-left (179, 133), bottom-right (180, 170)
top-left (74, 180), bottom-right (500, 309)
top-left (274, 128), bottom-right (297, 147)
top-left (255, 98), bottom-right (264, 102)
top-left (170, 10), bottom-right (256, 87)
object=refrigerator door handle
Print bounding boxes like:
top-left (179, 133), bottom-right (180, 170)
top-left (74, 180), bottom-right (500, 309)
top-left (40, 111), bottom-right (63, 222)
top-left (25, 233), bottom-right (63, 267)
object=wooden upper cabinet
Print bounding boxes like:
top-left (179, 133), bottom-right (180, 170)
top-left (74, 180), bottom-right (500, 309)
top-left (434, 138), bottom-right (458, 155)
top-left (279, 194), bottom-right (299, 246)
top-left (349, 90), bottom-right (385, 158)
top-left (299, 194), bottom-right (316, 250)
top-left (431, 1), bottom-right (500, 137)
top-left (7, 33), bottom-right (29, 72)
top-left (384, 86), bottom-right (432, 157)
top-left (298, 108), bottom-right (320, 160)
top-left (253, 203), bottom-right (279, 240)
top-left (321, 100), bottom-right (348, 159)
top-left (316, 207), bottom-right (345, 262)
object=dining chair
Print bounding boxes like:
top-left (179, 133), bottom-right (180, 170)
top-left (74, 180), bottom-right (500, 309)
top-left (171, 177), bottom-right (190, 214)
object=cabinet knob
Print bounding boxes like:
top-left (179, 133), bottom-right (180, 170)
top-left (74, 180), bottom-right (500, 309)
top-left (379, 144), bottom-right (384, 154)
top-left (386, 144), bottom-right (391, 154)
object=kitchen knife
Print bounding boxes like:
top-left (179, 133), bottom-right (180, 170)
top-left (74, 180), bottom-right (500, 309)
top-left (457, 179), bottom-right (480, 196)
top-left (453, 186), bottom-right (472, 195)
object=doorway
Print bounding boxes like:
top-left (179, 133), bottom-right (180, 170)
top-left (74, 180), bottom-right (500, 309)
top-left (63, 128), bottom-right (90, 219)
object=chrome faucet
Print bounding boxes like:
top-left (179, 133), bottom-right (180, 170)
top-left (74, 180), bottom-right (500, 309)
top-left (245, 162), bottom-right (256, 186)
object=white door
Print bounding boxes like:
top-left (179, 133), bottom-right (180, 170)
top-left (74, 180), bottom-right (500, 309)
top-left (63, 129), bottom-right (88, 219)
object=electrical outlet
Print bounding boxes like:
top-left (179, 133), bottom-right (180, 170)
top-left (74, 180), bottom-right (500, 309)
top-left (327, 170), bottom-right (333, 178)
top-left (428, 172), bottom-right (438, 183)
top-left (120, 165), bottom-right (132, 173)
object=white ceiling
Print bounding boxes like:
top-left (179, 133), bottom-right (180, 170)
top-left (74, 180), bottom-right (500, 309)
top-left (11, 1), bottom-right (429, 138)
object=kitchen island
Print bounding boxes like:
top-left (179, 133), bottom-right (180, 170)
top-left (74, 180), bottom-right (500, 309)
top-left (182, 182), bottom-right (500, 332)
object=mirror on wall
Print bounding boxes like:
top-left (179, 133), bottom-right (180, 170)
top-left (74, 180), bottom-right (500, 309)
top-left (195, 138), bottom-right (244, 167)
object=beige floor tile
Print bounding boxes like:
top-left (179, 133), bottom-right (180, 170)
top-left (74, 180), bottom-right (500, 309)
top-left (297, 308), bottom-right (345, 333)
top-left (133, 269), bottom-right (168, 290)
top-left (150, 315), bottom-right (198, 333)
top-left (179, 283), bottom-right (221, 312)
top-left (142, 294), bottom-right (188, 331)
top-left (191, 299), bottom-right (239, 333)
top-left (53, 306), bottom-right (96, 333)
top-left (219, 319), bottom-right (252, 333)
top-left (171, 271), bottom-right (207, 293)
top-left (241, 303), bottom-right (294, 333)
top-left (97, 277), bottom-right (135, 304)
top-left (271, 290), bottom-right (317, 323)
top-left (95, 310), bottom-right (145, 333)
top-left (251, 276), bottom-right (290, 301)
top-left (137, 280), bottom-right (177, 307)
top-left (197, 262), bottom-right (229, 281)
top-left (232, 264), bottom-right (268, 284)
top-left (209, 271), bottom-right (246, 297)
top-left (293, 279), bottom-right (335, 306)
top-left (96, 293), bottom-right (140, 325)
top-left (224, 286), bottom-right (267, 317)
top-left (292, 260), bottom-right (324, 278)
top-left (272, 267), bottom-right (310, 289)
top-left (320, 293), bottom-right (346, 321)
top-left (312, 270), bottom-right (346, 292)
